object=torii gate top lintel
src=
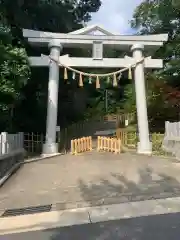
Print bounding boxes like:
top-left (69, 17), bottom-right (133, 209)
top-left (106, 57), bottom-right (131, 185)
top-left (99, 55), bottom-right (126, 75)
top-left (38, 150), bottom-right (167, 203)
top-left (23, 24), bottom-right (168, 51)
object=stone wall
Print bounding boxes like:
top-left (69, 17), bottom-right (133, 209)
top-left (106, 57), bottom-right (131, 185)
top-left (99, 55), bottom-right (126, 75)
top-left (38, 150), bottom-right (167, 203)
top-left (0, 149), bottom-right (25, 185)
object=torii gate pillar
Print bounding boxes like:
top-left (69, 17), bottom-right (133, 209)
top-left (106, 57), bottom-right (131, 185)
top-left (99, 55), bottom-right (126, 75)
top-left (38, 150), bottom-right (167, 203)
top-left (42, 39), bottom-right (62, 155)
top-left (131, 44), bottom-right (152, 154)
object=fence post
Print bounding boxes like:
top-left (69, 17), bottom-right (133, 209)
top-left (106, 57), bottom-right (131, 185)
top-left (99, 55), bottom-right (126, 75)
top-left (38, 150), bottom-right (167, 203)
top-left (165, 121), bottom-right (169, 137)
top-left (1, 132), bottom-right (9, 154)
top-left (89, 137), bottom-right (92, 151)
top-left (118, 139), bottom-right (121, 153)
top-left (71, 139), bottom-right (73, 154)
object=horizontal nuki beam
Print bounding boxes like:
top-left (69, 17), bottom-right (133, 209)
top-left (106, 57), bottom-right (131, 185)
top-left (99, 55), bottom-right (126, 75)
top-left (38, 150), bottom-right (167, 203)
top-left (28, 55), bottom-right (163, 69)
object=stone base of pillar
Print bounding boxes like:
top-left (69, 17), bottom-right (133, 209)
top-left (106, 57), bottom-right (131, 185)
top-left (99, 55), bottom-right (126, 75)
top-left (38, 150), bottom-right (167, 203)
top-left (137, 141), bottom-right (152, 155)
top-left (42, 142), bottom-right (58, 155)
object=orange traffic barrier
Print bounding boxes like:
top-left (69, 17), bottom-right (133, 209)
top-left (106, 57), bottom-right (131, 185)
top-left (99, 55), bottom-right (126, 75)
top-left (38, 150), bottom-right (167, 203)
top-left (71, 136), bottom-right (92, 155)
top-left (97, 136), bottom-right (121, 154)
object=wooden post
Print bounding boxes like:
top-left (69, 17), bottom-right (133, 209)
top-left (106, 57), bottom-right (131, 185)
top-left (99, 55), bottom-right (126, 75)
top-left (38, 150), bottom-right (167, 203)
top-left (118, 139), bottom-right (121, 153)
top-left (81, 138), bottom-right (83, 152)
top-left (71, 139), bottom-right (74, 154)
top-left (89, 136), bottom-right (92, 150)
top-left (86, 136), bottom-right (88, 151)
top-left (97, 136), bottom-right (100, 151)
top-left (82, 138), bottom-right (84, 152)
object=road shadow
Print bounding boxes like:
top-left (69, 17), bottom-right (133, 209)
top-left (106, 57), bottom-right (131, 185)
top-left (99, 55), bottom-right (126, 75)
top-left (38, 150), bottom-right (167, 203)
top-left (78, 166), bottom-right (180, 206)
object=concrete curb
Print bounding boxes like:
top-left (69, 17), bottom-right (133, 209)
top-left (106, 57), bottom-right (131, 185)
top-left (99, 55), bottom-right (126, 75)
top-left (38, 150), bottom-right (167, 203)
top-left (1, 197), bottom-right (180, 235)
top-left (0, 162), bottom-right (21, 188)
top-left (23, 153), bottom-right (63, 164)
top-left (0, 149), bottom-right (26, 187)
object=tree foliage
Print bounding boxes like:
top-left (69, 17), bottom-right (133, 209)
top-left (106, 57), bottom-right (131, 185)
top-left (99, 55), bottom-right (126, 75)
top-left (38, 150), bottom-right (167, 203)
top-left (0, 0), bottom-right (102, 131)
top-left (120, 0), bottom-right (180, 131)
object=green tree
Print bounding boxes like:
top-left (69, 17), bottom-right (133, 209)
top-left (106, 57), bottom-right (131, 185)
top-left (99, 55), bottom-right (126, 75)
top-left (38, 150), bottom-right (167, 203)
top-left (0, 0), bottom-right (102, 131)
top-left (122, 0), bottom-right (180, 130)
top-left (172, 0), bottom-right (180, 8)
top-left (0, 20), bottom-right (29, 131)
top-left (131, 0), bottom-right (180, 79)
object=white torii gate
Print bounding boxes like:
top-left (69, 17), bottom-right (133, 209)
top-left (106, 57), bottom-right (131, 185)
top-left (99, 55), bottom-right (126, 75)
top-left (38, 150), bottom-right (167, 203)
top-left (23, 25), bottom-right (168, 156)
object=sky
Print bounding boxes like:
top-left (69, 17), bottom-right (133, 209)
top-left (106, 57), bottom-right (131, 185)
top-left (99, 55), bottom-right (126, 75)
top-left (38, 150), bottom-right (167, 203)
top-left (90, 0), bottom-right (143, 34)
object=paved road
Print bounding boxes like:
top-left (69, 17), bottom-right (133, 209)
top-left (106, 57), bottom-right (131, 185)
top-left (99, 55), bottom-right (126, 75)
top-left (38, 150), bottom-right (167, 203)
top-left (1, 211), bottom-right (180, 240)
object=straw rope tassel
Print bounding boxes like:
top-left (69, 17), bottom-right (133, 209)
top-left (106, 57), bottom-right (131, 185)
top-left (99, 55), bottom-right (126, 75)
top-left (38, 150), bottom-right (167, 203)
top-left (96, 76), bottom-right (100, 89)
top-left (128, 67), bottom-right (132, 80)
top-left (64, 67), bottom-right (68, 80)
top-left (118, 72), bottom-right (122, 80)
top-left (113, 74), bottom-right (118, 87)
top-left (79, 73), bottom-right (83, 87)
top-left (107, 76), bottom-right (110, 84)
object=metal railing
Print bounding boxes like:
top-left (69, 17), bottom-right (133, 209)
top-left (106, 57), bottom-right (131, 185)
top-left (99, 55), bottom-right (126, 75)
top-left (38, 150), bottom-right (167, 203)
top-left (23, 132), bottom-right (45, 157)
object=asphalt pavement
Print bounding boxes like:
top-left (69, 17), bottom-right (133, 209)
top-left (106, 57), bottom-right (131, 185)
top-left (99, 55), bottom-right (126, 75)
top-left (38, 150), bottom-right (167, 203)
top-left (1, 211), bottom-right (180, 240)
